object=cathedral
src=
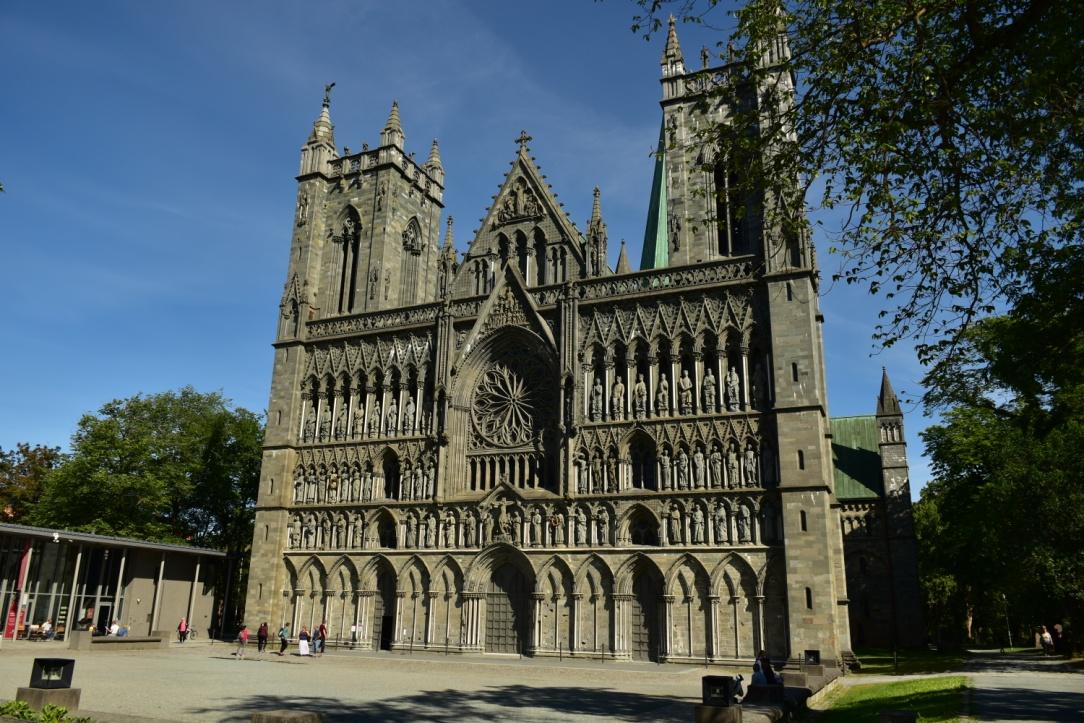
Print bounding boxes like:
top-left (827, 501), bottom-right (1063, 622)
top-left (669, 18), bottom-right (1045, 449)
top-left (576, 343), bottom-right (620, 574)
top-left (244, 19), bottom-right (921, 665)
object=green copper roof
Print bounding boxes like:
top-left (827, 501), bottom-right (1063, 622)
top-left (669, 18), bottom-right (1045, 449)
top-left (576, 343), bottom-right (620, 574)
top-left (831, 415), bottom-right (883, 500)
top-left (640, 122), bottom-right (669, 270)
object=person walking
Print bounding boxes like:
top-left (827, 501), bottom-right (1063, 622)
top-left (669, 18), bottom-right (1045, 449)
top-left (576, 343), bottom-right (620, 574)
top-left (236, 624), bottom-right (250, 659)
top-left (316, 621), bottom-right (328, 657)
top-left (277, 623), bottom-right (290, 656)
top-left (178, 617), bottom-right (189, 643)
top-left (257, 622), bottom-right (269, 653)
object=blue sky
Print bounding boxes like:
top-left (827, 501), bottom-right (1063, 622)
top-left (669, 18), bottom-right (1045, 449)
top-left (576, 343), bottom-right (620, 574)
top-left (0, 0), bottom-right (934, 498)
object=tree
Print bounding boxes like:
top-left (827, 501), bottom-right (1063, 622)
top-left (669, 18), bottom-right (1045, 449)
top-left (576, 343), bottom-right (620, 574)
top-left (30, 387), bottom-right (264, 548)
top-left (0, 443), bottom-right (62, 522)
top-left (915, 250), bottom-right (1084, 646)
top-left (634, 1), bottom-right (1083, 387)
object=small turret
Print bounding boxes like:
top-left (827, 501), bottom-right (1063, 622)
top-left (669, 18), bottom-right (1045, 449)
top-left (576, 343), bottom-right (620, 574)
top-left (660, 15), bottom-right (685, 77)
top-left (299, 83), bottom-right (338, 176)
top-left (614, 240), bottom-right (632, 275)
top-left (586, 186), bottom-right (608, 277)
top-left (381, 100), bottom-right (405, 148)
top-left (426, 139), bottom-right (445, 185)
top-left (876, 368), bottom-right (902, 417)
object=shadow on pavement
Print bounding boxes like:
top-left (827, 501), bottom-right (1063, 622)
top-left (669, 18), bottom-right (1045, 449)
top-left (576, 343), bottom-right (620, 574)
top-left (970, 688), bottom-right (1084, 722)
top-left (189, 685), bottom-right (694, 722)
top-left (965, 651), bottom-right (1084, 675)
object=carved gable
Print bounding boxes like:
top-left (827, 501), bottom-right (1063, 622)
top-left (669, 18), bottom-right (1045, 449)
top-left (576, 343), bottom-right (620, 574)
top-left (455, 264), bottom-right (556, 368)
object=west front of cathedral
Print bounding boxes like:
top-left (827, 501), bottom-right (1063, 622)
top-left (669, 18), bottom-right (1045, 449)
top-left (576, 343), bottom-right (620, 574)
top-left (244, 20), bottom-right (922, 665)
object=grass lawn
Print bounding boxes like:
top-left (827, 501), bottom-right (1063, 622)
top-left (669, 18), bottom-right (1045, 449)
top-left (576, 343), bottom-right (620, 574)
top-left (815, 676), bottom-right (968, 722)
top-left (854, 647), bottom-right (965, 675)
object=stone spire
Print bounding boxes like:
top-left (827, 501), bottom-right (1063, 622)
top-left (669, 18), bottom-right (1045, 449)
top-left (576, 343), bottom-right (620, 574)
top-left (876, 368), bottom-right (902, 417)
top-left (442, 215), bottom-right (456, 258)
top-left (615, 240), bottom-right (632, 275)
top-left (588, 187), bottom-right (606, 239)
top-left (381, 100), bottom-right (405, 148)
top-left (660, 15), bottom-right (685, 76)
top-left (587, 186), bottom-right (609, 277)
top-left (640, 122), bottom-right (669, 269)
top-left (426, 139), bottom-right (444, 185)
top-left (300, 83), bottom-right (337, 175)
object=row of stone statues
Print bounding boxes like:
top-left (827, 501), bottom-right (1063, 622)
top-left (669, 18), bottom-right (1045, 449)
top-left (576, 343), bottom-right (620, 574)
top-left (287, 497), bottom-right (768, 552)
top-left (293, 462), bottom-right (436, 504)
top-left (574, 444), bottom-right (760, 495)
top-left (588, 363), bottom-right (769, 422)
top-left (300, 395), bottom-right (425, 443)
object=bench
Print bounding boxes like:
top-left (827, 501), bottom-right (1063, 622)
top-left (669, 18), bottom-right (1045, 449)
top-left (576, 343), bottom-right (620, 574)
top-left (68, 631), bottom-right (169, 651)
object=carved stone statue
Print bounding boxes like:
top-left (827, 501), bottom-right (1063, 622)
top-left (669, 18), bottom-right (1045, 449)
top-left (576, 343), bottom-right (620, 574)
top-left (575, 508), bottom-right (588, 545)
top-left (413, 466), bottom-right (424, 500)
top-left (443, 511), bottom-right (455, 548)
top-left (293, 473), bottom-right (304, 502)
top-left (326, 475), bottom-right (339, 503)
top-left (611, 377), bottom-right (625, 420)
top-left (676, 449), bottom-right (689, 490)
top-left (363, 470), bottom-right (373, 501)
top-left (425, 462), bottom-right (436, 499)
top-left (305, 474), bottom-right (317, 502)
top-left (531, 509), bottom-right (544, 547)
top-left (510, 511), bottom-right (522, 545)
top-left (702, 369), bottom-right (717, 411)
top-left (368, 402), bottom-right (381, 436)
top-left (679, 370), bottom-right (693, 414)
top-left (351, 406), bottom-right (364, 438)
top-left (406, 515), bottom-right (418, 548)
top-left (465, 511), bottom-right (477, 547)
top-left (385, 398), bottom-right (398, 435)
top-left (403, 397), bottom-right (416, 431)
top-left (290, 515), bottom-right (302, 549)
top-left (576, 455), bottom-right (588, 494)
top-left (353, 515), bottom-right (365, 549)
top-left (335, 515), bottom-right (346, 549)
top-left (727, 447), bottom-right (740, 489)
top-left (303, 516), bottom-right (315, 549)
top-left (692, 507), bottom-right (705, 544)
top-left (335, 404), bottom-right (348, 440)
top-left (590, 377), bottom-right (603, 421)
top-left (744, 447), bottom-right (759, 487)
top-left (484, 509), bottom-right (496, 544)
top-left (424, 514), bottom-right (436, 548)
top-left (710, 446), bottom-right (723, 489)
top-left (320, 515), bottom-right (331, 550)
top-left (633, 374), bottom-right (647, 418)
top-left (693, 448), bottom-right (706, 489)
top-left (551, 512), bottom-right (565, 546)
top-left (714, 504), bottom-right (727, 543)
top-left (606, 454), bottom-right (618, 493)
top-left (659, 448), bottom-right (672, 490)
top-left (590, 455), bottom-right (602, 494)
top-left (318, 412), bottom-right (330, 442)
top-left (668, 505), bottom-right (682, 544)
top-left (656, 373), bottom-right (670, 415)
top-left (596, 508), bottom-right (609, 545)
top-left (726, 367), bottom-right (741, 411)
top-left (737, 507), bottom-right (751, 542)
top-left (303, 413), bottom-right (317, 443)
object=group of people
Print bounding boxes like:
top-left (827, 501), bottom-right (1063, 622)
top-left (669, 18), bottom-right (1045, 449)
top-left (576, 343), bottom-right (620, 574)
top-left (233, 621), bottom-right (331, 659)
top-left (750, 649), bottom-right (781, 686)
top-left (1039, 624), bottom-right (1069, 656)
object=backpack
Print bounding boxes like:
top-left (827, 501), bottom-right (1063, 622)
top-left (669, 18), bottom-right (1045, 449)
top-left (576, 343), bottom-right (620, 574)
top-left (278, 627), bottom-right (287, 640)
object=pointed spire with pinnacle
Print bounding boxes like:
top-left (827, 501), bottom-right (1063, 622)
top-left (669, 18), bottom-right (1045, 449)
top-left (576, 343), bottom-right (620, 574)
top-left (615, 240), bottom-right (632, 275)
top-left (661, 14), bottom-right (685, 75)
top-left (307, 82), bottom-right (336, 145)
top-left (640, 121), bottom-right (669, 269)
top-left (300, 83), bottom-right (337, 175)
top-left (876, 368), bottom-right (902, 416)
top-left (588, 187), bottom-right (606, 237)
top-left (381, 100), bottom-right (405, 148)
top-left (442, 216), bottom-right (456, 258)
top-left (426, 139), bottom-right (444, 185)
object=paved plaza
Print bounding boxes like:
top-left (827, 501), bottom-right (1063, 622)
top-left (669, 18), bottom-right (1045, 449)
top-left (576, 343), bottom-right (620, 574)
top-left (0, 639), bottom-right (743, 722)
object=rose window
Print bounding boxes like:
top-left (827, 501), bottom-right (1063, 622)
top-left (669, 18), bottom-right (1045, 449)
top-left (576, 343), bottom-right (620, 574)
top-left (471, 363), bottom-right (540, 448)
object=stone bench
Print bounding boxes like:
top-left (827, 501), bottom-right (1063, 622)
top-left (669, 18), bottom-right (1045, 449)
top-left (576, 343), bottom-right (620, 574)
top-left (68, 630), bottom-right (169, 651)
top-left (742, 684), bottom-right (786, 705)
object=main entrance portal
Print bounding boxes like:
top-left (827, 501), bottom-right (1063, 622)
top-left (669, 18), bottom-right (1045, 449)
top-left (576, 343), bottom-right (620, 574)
top-left (630, 572), bottom-right (659, 661)
top-left (370, 570), bottom-right (395, 651)
top-left (485, 563), bottom-right (528, 654)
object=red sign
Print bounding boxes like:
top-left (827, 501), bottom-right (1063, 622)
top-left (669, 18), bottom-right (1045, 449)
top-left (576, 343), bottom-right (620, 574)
top-left (4, 541), bottom-right (32, 639)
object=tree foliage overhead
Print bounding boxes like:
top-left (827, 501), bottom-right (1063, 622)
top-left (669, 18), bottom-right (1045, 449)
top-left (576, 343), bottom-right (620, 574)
top-left (634, 0), bottom-right (1083, 385)
top-left (29, 387), bottom-right (263, 554)
top-left (0, 443), bottom-right (62, 523)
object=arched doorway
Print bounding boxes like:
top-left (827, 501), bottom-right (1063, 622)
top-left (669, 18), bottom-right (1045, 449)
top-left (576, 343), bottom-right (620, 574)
top-left (485, 563), bottom-right (529, 654)
top-left (630, 566), bottom-right (661, 661)
top-left (370, 568), bottom-right (396, 651)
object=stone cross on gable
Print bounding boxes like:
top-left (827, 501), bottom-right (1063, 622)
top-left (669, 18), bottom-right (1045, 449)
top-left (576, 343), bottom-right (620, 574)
top-left (516, 130), bottom-right (533, 152)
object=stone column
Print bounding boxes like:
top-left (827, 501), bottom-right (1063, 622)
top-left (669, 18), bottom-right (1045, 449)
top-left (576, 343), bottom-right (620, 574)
top-left (582, 364), bottom-right (592, 420)
top-left (755, 594), bottom-right (766, 653)
top-left (393, 592), bottom-right (406, 645)
top-left (662, 594), bottom-right (675, 659)
top-left (604, 360), bottom-right (614, 421)
top-left (530, 592), bottom-right (545, 653)
top-left (425, 591), bottom-right (437, 647)
top-left (292, 591), bottom-right (303, 636)
top-left (731, 596), bottom-right (741, 659)
top-left (414, 374), bottom-right (425, 435)
top-left (693, 351), bottom-right (703, 415)
top-left (715, 349), bottom-right (726, 414)
top-left (352, 592), bottom-right (362, 646)
top-left (463, 592), bottom-right (483, 649)
top-left (570, 592), bottom-right (582, 654)
top-left (669, 344), bottom-right (680, 414)
top-left (364, 385), bottom-right (375, 438)
top-left (740, 346), bottom-right (750, 411)
top-left (707, 595), bottom-right (720, 659)
top-left (625, 360), bottom-right (635, 419)
top-left (357, 592), bottom-right (372, 647)
top-left (612, 594), bottom-right (628, 656)
top-left (646, 355), bottom-right (658, 419)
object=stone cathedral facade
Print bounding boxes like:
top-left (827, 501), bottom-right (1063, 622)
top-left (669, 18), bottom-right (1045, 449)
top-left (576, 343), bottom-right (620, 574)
top-left (244, 21), bottom-right (919, 664)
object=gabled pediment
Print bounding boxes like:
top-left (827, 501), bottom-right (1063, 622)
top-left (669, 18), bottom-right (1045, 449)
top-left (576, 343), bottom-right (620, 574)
top-left (460, 137), bottom-right (586, 271)
top-left (455, 263), bottom-right (556, 367)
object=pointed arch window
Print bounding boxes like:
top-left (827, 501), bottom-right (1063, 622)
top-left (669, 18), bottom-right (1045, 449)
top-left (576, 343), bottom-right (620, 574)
top-left (335, 209), bottom-right (362, 313)
top-left (400, 217), bottom-right (423, 305)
